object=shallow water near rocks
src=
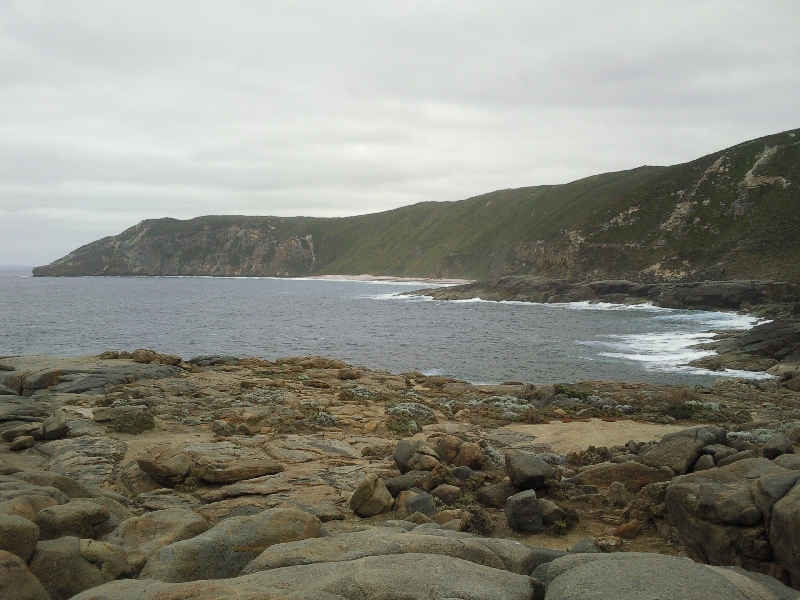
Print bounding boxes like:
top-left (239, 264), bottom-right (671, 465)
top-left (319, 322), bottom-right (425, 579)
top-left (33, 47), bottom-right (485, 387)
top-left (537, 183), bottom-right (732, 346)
top-left (0, 267), bottom-right (769, 386)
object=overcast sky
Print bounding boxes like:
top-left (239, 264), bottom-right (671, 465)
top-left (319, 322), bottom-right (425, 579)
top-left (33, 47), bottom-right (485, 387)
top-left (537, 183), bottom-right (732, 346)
top-left (1, 1), bottom-right (798, 266)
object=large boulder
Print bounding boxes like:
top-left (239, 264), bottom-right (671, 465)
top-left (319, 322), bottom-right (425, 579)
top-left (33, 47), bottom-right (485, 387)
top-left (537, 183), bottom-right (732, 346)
top-left (184, 442), bottom-right (284, 484)
top-left (0, 550), bottom-right (49, 600)
top-left (0, 514), bottom-right (39, 561)
top-left (135, 444), bottom-right (193, 486)
top-left (636, 436), bottom-right (705, 475)
top-left (104, 507), bottom-right (210, 575)
top-left (393, 440), bottom-right (441, 474)
top-left (72, 553), bottom-right (539, 600)
top-left (28, 537), bottom-right (128, 600)
top-left (477, 481), bottom-right (520, 508)
top-left (241, 526), bottom-right (505, 574)
top-left (350, 474), bottom-right (394, 517)
top-left (139, 507), bottom-right (322, 582)
top-left (764, 433), bottom-right (795, 460)
top-left (505, 451), bottom-right (554, 490)
top-left (665, 458), bottom-right (798, 573)
top-left (544, 551), bottom-right (791, 600)
top-left (42, 409), bottom-right (68, 440)
top-left (770, 478), bottom-right (800, 588)
top-left (506, 490), bottom-right (544, 532)
top-left (33, 500), bottom-right (112, 540)
top-left (573, 461), bottom-right (671, 493)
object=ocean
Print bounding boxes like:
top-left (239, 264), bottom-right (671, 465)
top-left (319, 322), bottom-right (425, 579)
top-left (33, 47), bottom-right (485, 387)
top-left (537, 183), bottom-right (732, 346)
top-left (0, 267), bottom-right (770, 386)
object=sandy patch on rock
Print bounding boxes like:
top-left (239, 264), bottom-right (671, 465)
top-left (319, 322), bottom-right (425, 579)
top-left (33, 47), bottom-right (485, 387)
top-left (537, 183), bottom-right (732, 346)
top-left (504, 419), bottom-right (703, 454)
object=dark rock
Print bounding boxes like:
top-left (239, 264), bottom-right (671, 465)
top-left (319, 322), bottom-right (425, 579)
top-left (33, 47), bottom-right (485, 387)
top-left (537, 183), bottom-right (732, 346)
top-left (187, 355), bottom-right (240, 367)
top-left (506, 490), bottom-right (544, 532)
top-left (764, 433), bottom-right (794, 460)
top-left (505, 451), bottom-right (554, 490)
top-left (702, 444), bottom-right (738, 461)
top-left (405, 491), bottom-right (438, 518)
top-left (393, 440), bottom-right (440, 474)
top-left (775, 454), bottom-right (800, 470)
top-left (451, 465), bottom-right (476, 480)
top-left (770, 478), bottom-right (800, 587)
top-left (42, 409), bottom-right (67, 440)
top-left (569, 539), bottom-right (599, 554)
top-left (529, 547), bottom-right (567, 572)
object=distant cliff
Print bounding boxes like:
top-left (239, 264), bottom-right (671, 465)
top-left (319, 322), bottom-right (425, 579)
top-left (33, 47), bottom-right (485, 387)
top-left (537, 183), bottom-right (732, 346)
top-left (34, 127), bottom-right (800, 282)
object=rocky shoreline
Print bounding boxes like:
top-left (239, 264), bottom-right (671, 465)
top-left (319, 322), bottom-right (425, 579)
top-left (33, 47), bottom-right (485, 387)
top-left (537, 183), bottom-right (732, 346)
top-left (2, 350), bottom-right (800, 598)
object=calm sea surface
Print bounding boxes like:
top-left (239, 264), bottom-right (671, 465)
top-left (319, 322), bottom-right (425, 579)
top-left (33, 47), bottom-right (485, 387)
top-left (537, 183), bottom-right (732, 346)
top-left (0, 267), bottom-right (771, 386)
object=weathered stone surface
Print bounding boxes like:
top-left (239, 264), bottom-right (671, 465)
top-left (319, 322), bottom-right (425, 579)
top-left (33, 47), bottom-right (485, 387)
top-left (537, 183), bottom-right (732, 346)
top-left (38, 436), bottom-right (128, 487)
top-left (661, 425), bottom-right (727, 446)
top-left (432, 435), bottom-right (483, 470)
top-left (104, 507), bottom-right (210, 575)
top-left (184, 442), bottom-right (284, 483)
top-left (770, 480), bottom-right (800, 588)
top-left (573, 461), bottom-right (670, 493)
top-left (636, 436), bottom-right (705, 475)
top-left (135, 444), bottom-right (193, 486)
top-left (775, 454), bottom-right (800, 470)
top-left (0, 550), bottom-right (49, 600)
top-left (383, 470), bottom-right (435, 496)
top-left (506, 490), bottom-right (544, 532)
top-left (28, 537), bottom-right (127, 600)
top-left (73, 553), bottom-right (538, 600)
top-left (350, 474), bottom-right (394, 517)
top-left (764, 433), bottom-right (795, 460)
top-left (703, 444), bottom-right (739, 462)
top-left (544, 552), bottom-right (779, 600)
top-left (505, 451), bottom-right (554, 490)
top-left (1, 423), bottom-right (42, 442)
top-left (9, 435), bottom-right (34, 450)
top-left (34, 499), bottom-right (111, 540)
top-left (42, 409), bottom-right (67, 440)
top-left (132, 489), bottom-right (201, 512)
top-left (242, 527), bottom-right (505, 574)
top-left (0, 514), bottom-right (39, 561)
top-left (117, 461), bottom-right (162, 496)
top-left (139, 508), bottom-right (322, 582)
top-left (665, 458), bottom-right (787, 570)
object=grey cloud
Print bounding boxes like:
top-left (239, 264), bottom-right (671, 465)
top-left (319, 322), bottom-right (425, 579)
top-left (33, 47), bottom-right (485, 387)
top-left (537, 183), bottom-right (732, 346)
top-left (1, 0), bottom-right (798, 265)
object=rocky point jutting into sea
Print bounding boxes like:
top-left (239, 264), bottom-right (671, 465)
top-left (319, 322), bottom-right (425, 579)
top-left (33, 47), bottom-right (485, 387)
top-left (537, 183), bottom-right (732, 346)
top-left (2, 347), bottom-right (800, 599)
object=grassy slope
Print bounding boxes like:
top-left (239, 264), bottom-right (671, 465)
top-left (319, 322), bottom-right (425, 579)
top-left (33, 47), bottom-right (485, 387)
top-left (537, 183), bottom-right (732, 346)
top-left (35, 127), bottom-right (800, 281)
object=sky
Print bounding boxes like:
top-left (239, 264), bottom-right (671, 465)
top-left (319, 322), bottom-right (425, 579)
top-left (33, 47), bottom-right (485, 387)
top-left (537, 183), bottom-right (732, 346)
top-left (1, 1), bottom-right (798, 266)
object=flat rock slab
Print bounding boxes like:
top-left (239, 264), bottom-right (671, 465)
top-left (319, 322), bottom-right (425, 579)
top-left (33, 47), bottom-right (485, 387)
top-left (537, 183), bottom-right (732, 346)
top-left (574, 461), bottom-right (671, 493)
top-left (72, 553), bottom-right (538, 600)
top-left (37, 437), bottom-right (127, 487)
top-left (185, 442), bottom-right (284, 483)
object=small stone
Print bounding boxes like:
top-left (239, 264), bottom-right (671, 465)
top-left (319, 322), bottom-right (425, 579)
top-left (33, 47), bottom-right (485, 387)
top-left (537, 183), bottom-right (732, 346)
top-left (538, 498), bottom-right (566, 525)
top-left (42, 409), bottom-right (68, 440)
top-left (9, 436), bottom-right (35, 451)
top-left (405, 511), bottom-right (433, 525)
top-left (338, 368), bottom-right (361, 380)
top-left (404, 491), bottom-right (437, 518)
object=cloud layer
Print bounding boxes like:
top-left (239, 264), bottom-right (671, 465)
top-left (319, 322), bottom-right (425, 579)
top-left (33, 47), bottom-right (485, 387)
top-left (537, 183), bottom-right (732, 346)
top-left (1, 1), bottom-right (798, 265)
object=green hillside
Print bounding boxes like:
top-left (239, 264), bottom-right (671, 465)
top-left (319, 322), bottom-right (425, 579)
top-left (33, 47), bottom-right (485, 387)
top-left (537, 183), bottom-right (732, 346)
top-left (33, 127), bottom-right (800, 282)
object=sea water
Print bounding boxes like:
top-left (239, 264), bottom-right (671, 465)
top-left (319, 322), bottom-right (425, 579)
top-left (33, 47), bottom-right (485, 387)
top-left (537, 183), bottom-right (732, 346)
top-left (0, 267), bottom-right (770, 385)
